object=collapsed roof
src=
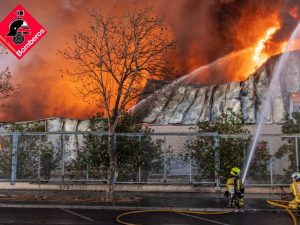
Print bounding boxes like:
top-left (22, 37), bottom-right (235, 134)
top-left (134, 51), bottom-right (300, 125)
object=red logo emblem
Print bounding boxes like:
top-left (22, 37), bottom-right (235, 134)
top-left (0, 4), bottom-right (47, 59)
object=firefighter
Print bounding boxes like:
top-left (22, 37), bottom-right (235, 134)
top-left (224, 167), bottom-right (244, 208)
top-left (289, 172), bottom-right (300, 209)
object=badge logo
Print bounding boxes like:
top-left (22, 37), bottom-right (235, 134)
top-left (0, 4), bottom-right (47, 59)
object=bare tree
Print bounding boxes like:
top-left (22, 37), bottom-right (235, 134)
top-left (60, 7), bottom-right (176, 198)
top-left (0, 44), bottom-right (17, 102)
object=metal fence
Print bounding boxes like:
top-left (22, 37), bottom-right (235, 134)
top-left (0, 132), bottom-right (298, 187)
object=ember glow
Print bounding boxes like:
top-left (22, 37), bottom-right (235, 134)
top-left (0, 0), bottom-right (300, 121)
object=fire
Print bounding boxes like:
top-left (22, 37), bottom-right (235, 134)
top-left (290, 6), bottom-right (299, 19)
top-left (252, 24), bottom-right (280, 68)
top-left (180, 18), bottom-right (296, 85)
top-left (1, 1), bottom-right (300, 121)
top-left (281, 42), bottom-right (288, 52)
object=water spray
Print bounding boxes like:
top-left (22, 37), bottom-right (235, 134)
top-left (241, 23), bottom-right (300, 183)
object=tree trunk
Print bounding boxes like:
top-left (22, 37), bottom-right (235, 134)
top-left (106, 131), bottom-right (117, 199)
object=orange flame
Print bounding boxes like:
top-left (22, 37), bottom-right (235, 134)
top-left (184, 17), bottom-right (296, 85)
top-left (290, 6), bottom-right (299, 19)
top-left (252, 24), bottom-right (280, 68)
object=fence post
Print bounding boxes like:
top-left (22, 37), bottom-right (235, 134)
top-left (86, 134), bottom-right (89, 181)
top-left (11, 132), bottom-right (18, 185)
top-left (113, 134), bottom-right (117, 184)
top-left (296, 137), bottom-right (299, 172)
top-left (268, 137), bottom-right (273, 186)
top-left (61, 134), bottom-right (65, 183)
top-left (38, 135), bottom-right (41, 183)
top-left (188, 135), bottom-right (192, 183)
top-left (138, 135), bottom-right (141, 183)
top-left (163, 135), bottom-right (167, 183)
top-left (214, 135), bottom-right (221, 190)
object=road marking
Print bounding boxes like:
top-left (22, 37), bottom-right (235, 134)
top-left (178, 212), bottom-right (230, 225)
top-left (60, 208), bottom-right (95, 222)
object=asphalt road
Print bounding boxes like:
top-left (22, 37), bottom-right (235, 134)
top-left (0, 207), bottom-right (295, 225)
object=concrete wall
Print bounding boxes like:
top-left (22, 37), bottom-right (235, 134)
top-left (146, 124), bottom-right (282, 134)
top-left (0, 182), bottom-right (289, 194)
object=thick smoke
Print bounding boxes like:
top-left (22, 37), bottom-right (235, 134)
top-left (0, 0), bottom-right (299, 121)
top-left (162, 0), bottom-right (300, 77)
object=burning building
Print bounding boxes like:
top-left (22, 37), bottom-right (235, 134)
top-left (134, 50), bottom-right (300, 126)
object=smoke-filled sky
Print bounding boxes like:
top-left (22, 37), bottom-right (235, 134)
top-left (0, 0), bottom-right (300, 121)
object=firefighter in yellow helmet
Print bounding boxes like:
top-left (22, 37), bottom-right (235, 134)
top-left (289, 172), bottom-right (300, 209)
top-left (224, 167), bottom-right (244, 208)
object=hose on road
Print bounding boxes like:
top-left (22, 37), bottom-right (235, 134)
top-left (116, 209), bottom-right (234, 225)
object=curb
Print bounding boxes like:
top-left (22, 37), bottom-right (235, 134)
top-left (0, 203), bottom-right (283, 212)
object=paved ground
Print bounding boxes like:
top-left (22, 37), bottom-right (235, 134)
top-left (118, 211), bottom-right (295, 225)
top-left (0, 190), bottom-right (297, 224)
top-left (0, 208), bottom-right (295, 225)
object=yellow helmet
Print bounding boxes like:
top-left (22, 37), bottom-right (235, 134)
top-left (292, 172), bottom-right (300, 181)
top-left (230, 167), bottom-right (241, 176)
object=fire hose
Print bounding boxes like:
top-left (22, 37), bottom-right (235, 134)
top-left (116, 209), bottom-right (234, 225)
top-left (266, 197), bottom-right (297, 225)
top-left (116, 197), bottom-right (298, 225)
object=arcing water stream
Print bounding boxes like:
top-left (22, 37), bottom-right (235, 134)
top-left (241, 23), bottom-right (300, 183)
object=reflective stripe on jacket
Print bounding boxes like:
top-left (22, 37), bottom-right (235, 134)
top-left (226, 177), bottom-right (243, 192)
top-left (290, 181), bottom-right (300, 201)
